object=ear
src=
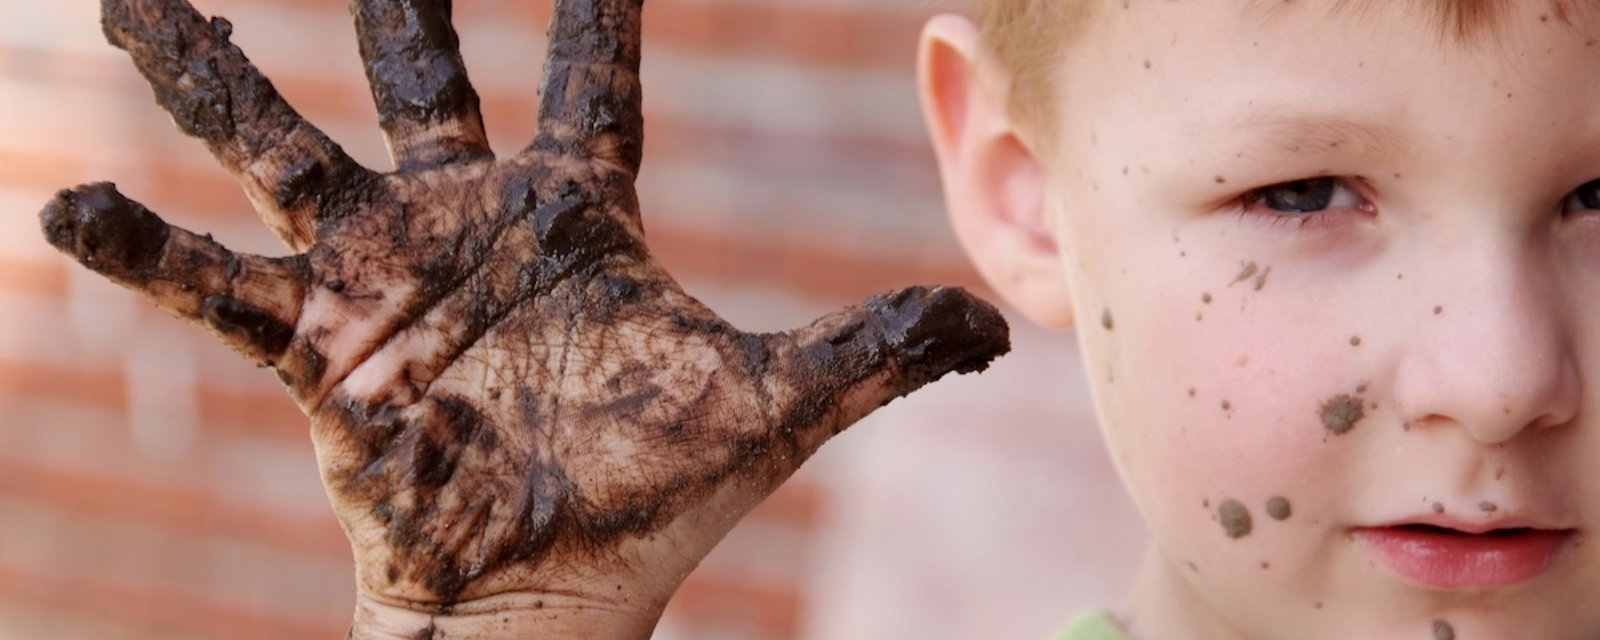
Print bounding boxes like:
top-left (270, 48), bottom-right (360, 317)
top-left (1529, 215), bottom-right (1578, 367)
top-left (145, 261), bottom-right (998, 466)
top-left (918, 15), bottom-right (1074, 330)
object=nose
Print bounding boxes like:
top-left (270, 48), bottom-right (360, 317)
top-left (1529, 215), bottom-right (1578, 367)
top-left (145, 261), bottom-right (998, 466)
top-left (1392, 237), bottom-right (1580, 445)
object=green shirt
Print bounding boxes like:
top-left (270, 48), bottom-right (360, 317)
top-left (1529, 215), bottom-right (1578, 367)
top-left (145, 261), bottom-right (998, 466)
top-left (1052, 611), bottom-right (1129, 640)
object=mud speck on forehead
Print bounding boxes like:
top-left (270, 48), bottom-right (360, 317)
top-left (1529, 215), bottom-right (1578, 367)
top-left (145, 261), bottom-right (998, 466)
top-left (1218, 499), bottom-right (1252, 538)
top-left (1266, 496), bottom-right (1291, 521)
top-left (1320, 394), bottom-right (1365, 435)
top-left (1432, 619), bottom-right (1455, 640)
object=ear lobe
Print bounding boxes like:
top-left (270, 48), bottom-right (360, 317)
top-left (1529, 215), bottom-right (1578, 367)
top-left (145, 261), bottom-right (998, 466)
top-left (917, 15), bottom-right (1075, 329)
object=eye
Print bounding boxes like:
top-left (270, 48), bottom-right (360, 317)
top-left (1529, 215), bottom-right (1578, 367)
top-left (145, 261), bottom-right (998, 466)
top-left (1242, 177), bottom-right (1365, 215)
top-left (1563, 178), bottom-right (1600, 213)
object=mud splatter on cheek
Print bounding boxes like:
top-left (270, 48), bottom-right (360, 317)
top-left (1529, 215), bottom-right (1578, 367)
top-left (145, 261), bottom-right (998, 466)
top-left (1218, 499), bottom-right (1253, 538)
top-left (1266, 496), bottom-right (1292, 521)
top-left (1228, 261), bottom-right (1259, 287)
top-left (1252, 266), bottom-right (1271, 291)
top-left (1320, 394), bottom-right (1366, 435)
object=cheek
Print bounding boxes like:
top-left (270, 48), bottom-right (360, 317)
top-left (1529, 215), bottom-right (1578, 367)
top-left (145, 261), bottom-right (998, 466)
top-left (1077, 248), bottom-right (1375, 574)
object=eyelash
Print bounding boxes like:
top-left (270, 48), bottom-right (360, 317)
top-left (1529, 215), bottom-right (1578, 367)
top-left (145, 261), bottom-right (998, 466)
top-left (1231, 176), bottom-right (1600, 227)
top-left (1235, 177), bottom-right (1372, 229)
top-left (1563, 178), bottom-right (1600, 214)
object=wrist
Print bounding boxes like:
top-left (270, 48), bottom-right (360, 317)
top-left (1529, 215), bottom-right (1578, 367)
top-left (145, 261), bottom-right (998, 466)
top-left (348, 590), bottom-right (662, 640)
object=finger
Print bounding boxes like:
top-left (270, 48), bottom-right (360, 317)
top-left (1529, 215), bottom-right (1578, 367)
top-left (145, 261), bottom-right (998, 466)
top-left (101, 0), bottom-right (377, 251)
top-left (529, 0), bottom-right (645, 175)
top-left (351, 0), bottom-right (493, 171)
top-left (39, 182), bottom-right (308, 368)
top-left (764, 286), bottom-right (1011, 454)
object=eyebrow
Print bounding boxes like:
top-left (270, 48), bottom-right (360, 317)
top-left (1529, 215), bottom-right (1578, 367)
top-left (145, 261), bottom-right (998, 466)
top-left (1204, 111), bottom-right (1413, 162)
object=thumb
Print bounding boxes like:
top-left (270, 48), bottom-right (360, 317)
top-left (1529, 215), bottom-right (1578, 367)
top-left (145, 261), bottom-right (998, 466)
top-left (763, 285), bottom-right (1010, 456)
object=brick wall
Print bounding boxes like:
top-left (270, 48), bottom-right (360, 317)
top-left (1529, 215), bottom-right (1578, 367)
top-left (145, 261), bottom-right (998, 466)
top-left (0, 1), bottom-right (1144, 638)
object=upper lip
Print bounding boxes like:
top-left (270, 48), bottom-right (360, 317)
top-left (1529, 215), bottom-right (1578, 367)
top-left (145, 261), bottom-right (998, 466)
top-left (1363, 510), bottom-right (1571, 535)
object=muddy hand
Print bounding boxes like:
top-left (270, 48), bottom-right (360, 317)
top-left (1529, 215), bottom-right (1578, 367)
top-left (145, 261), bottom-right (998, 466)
top-left (39, 0), bottom-right (1010, 636)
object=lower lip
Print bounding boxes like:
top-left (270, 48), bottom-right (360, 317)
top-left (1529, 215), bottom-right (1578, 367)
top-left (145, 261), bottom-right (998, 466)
top-left (1352, 527), bottom-right (1574, 589)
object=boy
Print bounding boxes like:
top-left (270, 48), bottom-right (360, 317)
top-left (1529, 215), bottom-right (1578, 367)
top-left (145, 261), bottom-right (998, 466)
top-left (38, 0), bottom-right (1600, 638)
top-left (920, 0), bottom-right (1600, 638)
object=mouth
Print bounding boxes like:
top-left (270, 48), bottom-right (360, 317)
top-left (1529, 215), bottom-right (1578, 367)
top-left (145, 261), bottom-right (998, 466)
top-left (1352, 522), bottom-right (1577, 589)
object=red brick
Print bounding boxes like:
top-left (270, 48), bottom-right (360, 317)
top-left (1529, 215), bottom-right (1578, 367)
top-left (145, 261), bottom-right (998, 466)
top-left (0, 558), bottom-right (347, 640)
top-left (667, 572), bottom-right (804, 640)
top-left (0, 457), bottom-right (350, 560)
top-left (0, 358), bottom-right (125, 413)
top-left (0, 257), bottom-right (68, 299)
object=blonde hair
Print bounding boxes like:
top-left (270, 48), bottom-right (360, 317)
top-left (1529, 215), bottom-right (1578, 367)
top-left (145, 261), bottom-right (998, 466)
top-left (973, 0), bottom-right (1091, 148)
top-left (975, 0), bottom-right (1594, 144)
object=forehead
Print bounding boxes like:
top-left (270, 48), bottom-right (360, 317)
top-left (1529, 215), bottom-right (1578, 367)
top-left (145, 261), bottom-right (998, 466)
top-left (1055, 1), bottom-right (1600, 171)
top-left (1243, 0), bottom-right (1600, 43)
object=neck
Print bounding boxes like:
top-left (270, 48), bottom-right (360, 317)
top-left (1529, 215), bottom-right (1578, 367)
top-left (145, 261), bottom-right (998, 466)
top-left (1118, 546), bottom-right (1249, 640)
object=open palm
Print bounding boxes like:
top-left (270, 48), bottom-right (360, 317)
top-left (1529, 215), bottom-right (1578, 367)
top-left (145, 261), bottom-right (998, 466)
top-left (40, 0), bottom-right (1009, 634)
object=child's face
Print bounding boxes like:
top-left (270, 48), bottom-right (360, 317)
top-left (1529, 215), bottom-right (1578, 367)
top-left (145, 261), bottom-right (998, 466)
top-left (927, 2), bottom-right (1600, 637)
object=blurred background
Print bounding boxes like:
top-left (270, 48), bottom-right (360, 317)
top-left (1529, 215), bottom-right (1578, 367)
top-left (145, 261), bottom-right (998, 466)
top-left (0, 0), bottom-right (1144, 638)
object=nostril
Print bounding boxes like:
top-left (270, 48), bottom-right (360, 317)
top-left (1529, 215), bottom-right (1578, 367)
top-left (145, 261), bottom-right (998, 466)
top-left (1528, 413), bottom-right (1568, 431)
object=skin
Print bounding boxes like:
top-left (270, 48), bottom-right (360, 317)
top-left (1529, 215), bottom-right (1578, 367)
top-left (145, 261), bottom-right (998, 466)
top-left (923, 2), bottom-right (1600, 639)
top-left (39, 1), bottom-right (1011, 638)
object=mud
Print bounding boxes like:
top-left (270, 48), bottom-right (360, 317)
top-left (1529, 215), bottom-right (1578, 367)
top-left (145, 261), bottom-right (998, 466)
top-left (1479, 501), bottom-right (1498, 512)
top-left (1219, 499), bottom-right (1253, 538)
top-left (1266, 496), bottom-right (1291, 521)
top-left (1432, 502), bottom-right (1445, 513)
top-left (56, 0), bottom-right (1015, 622)
top-left (101, 0), bottom-right (376, 247)
top-left (40, 183), bottom-right (169, 284)
top-left (1349, 336), bottom-right (1361, 347)
top-left (353, 1), bottom-right (477, 127)
top-left (201, 295), bottom-right (295, 358)
top-left (1102, 308), bottom-right (1114, 331)
top-left (325, 282), bottom-right (1006, 605)
top-left (1433, 619), bottom-right (1455, 640)
top-left (1252, 266), bottom-right (1272, 291)
top-left (1229, 261), bottom-right (1260, 287)
top-left (1320, 394), bottom-right (1366, 435)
